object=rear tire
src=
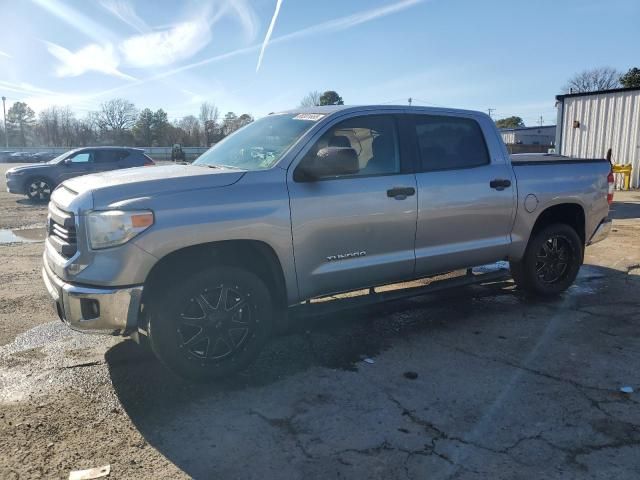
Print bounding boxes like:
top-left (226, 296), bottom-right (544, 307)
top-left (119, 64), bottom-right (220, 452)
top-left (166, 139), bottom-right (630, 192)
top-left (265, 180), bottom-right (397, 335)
top-left (509, 223), bottom-right (583, 296)
top-left (147, 266), bottom-right (273, 381)
top-left (26, 177), bottom-right (53, 202)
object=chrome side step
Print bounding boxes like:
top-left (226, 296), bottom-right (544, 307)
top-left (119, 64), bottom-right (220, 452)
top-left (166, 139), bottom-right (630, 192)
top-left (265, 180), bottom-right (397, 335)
top-left (290, 269), bottom-right (511, 318)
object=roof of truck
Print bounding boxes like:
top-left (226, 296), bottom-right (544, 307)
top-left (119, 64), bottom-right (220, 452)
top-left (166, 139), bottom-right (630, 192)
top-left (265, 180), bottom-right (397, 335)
top-left (277, 104), bottom-right (489, 118)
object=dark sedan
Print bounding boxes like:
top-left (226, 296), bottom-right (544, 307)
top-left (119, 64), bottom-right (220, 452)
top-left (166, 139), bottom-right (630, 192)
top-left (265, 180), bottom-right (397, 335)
top-left (5, 147), bottom-right (154, 201)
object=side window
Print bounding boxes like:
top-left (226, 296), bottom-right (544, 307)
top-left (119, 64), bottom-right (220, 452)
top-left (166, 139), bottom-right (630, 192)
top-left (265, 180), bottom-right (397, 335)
top-left (68, 152), bottom-right (92, 163)
top-left (413, 115), bottom-right (489, 171)
top-left (95, 150), bottom-right (130, 163)
top-left (297, 115), bottom-right (400, 179)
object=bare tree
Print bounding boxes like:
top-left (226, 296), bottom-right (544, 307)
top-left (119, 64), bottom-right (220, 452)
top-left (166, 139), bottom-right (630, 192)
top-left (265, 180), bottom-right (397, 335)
top-left (199, 102), bottom-right (220, 146)
top-left (564, 67), bottom-right (622, 93)
top-left (178, 115), bottom-right (202, 146)
top-left (59, 107), bottom-right (76, 147)
top-left (73, 116), bottom-right (98, 146)
top-left (38, 106), bottom-right (61, 146)
top-left (96, 98), bottom-right (138, 143)
top-left (299, 90), bottom-right (321, 107)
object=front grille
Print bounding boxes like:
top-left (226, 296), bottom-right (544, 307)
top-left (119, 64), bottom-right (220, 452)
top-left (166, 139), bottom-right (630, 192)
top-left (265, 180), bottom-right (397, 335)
top-left (48, 203), bottom-right (77, 258)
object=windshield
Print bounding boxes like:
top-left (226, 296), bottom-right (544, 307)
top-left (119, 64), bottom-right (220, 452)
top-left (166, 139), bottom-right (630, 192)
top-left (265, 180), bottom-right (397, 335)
top-left (193, 114), bottom-right (321, 170)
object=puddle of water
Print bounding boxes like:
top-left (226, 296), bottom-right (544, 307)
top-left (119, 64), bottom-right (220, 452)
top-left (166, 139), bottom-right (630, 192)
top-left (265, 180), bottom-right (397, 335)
top-left (0, 227), bottom-right (46, 244)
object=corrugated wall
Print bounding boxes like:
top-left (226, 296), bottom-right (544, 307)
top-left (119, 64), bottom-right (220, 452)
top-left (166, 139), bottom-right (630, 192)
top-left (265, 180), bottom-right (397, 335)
top-left (501, 131), bottom-right (516, 144)
top-left (560, 90), bottom-right (640, 187)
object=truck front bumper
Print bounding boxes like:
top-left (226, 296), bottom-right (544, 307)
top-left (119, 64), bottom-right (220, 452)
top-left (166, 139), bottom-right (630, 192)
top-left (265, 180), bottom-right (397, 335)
top-left (588, 218), bottom-right (612, 245)
top-left (42, 258), bottom-right (143, 335)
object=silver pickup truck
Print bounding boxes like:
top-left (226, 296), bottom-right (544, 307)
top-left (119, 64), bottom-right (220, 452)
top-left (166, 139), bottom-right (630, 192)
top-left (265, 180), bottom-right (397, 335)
top-left (42, 105), bottom-right (613, 380)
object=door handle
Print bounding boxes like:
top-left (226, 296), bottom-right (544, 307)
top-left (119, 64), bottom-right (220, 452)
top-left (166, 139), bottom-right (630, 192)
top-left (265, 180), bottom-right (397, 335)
top-left (489, 179), bottom-right (511, 190)
top-left (387, 186), bottom-right (416, 199)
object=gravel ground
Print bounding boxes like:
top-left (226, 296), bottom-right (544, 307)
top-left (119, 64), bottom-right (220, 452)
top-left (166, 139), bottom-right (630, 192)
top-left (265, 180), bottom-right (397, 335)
top-left (1, 162), bottom-right (639, 479)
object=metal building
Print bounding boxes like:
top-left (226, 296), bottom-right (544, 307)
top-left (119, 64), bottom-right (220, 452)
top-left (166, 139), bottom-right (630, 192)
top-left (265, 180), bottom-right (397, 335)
top-left (500, 126), bottom-right (556, 146)
top-left (556, 86), bottom-right (640, 187)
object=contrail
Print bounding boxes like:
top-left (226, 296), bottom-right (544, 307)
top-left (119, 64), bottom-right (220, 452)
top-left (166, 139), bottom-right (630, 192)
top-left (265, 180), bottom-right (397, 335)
top-left (256, 0), bottom-right (283, 71)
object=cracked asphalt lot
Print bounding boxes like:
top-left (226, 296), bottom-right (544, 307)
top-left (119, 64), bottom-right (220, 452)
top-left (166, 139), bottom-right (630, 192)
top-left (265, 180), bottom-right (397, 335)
top-left (1, 166), bottom-right (639, 479)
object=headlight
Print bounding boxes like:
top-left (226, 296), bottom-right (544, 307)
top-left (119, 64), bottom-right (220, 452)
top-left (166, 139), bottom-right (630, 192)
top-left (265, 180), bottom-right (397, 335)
top-left (87, 210), bottom-right (154, 250)
top-left (9, 170), bottom-right (25, 176)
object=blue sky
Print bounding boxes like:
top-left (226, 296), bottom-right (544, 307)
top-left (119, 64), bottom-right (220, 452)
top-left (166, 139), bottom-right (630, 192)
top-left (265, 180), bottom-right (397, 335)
top-left (0, 0), bottom-right (638, 126)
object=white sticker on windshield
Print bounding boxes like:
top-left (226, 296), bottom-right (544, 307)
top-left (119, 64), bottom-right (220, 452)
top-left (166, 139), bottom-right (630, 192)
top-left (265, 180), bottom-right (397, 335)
top-left (293, 113), bottom-right (325, 121)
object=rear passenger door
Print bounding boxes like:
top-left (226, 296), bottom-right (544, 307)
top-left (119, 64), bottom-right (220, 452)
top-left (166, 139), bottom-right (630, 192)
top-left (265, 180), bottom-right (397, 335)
top-left (94, 150), bottom-right (129, 172)
top-left (405, 113), bottom-right (516, 276)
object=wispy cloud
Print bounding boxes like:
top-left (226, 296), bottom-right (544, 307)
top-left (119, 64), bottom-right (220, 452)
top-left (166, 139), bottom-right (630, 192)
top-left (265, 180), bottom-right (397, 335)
top-left (120, 20), bottom-right (212, 68)
top-left (0, 80), bottom-right (97, 112)
top-left (256, 0), bottom-right (283, 72)
top-left (273, 0), bottom-right (424, 44)
top-left (25, 0), bottom-right (424, 107)
top-left (40, 0), bottom-right (260, 77)
top-left (31, 0), bottom-right (116, 43)
top-left (0, 50), bottom-right (11, 58)
top-left (109, 0), bottom-right (426, 90)
top-left (45, 42), bottom-right (136, 80)
top-left (99, 0), bottom-right (149, 33)
top-left (226, 0), bottom-right (259, 42)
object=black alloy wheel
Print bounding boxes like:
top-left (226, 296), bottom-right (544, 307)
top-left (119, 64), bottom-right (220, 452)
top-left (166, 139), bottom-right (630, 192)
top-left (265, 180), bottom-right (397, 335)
top-left (27, 178), bottom-right (52, 201)
top-left (177, 284), bottom-right (256, 361)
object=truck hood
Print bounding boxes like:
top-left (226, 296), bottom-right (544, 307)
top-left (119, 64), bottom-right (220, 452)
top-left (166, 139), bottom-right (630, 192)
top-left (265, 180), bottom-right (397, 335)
top-left (62, 164), bottom-right (245, 208)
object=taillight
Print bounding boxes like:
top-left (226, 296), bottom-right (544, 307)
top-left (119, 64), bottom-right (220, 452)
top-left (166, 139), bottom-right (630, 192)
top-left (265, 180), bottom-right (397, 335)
top-left (143, 157), bottom-right (155, 166)
top-left (607, 170), bottom-right (614, 204)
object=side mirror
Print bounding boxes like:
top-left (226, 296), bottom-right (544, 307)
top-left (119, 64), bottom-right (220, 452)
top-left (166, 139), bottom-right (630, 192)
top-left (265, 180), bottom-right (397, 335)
top-left (63, 158), bottom-right (72, 166)
top-left (296, 146), bottom-right (359, 181)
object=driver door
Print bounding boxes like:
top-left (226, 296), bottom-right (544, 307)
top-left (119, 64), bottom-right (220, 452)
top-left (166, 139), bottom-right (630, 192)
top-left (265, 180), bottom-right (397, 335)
top-left (58, 150), bottom-right (95, 182)
top-left (287, 113), bottom-right (417, 300)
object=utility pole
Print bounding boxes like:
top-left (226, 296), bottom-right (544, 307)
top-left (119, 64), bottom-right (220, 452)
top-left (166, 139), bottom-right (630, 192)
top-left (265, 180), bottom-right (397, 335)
top-left (538, 115), bottom-right (544, 127)
top-left (487, 108), bottom-right (495, 119)
top-left (1, 96), bottom-right (7, 148)
top-left (408, 97), bottom-right (412, 106)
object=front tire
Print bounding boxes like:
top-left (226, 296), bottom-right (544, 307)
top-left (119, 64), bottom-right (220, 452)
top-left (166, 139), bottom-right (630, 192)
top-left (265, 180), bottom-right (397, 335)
top-left (510, 223), bottom-right (583, 296)
top-left (26, 177), bottom-right (53, 202)
top-left (147, 266), bottom-right (273, 381)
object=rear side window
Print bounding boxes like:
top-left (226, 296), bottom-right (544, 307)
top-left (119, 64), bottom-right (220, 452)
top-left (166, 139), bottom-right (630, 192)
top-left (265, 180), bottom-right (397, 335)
top-left (95, 150), bottom-right (130, 163)
top-left (413, 115), bottom-right (489, 171)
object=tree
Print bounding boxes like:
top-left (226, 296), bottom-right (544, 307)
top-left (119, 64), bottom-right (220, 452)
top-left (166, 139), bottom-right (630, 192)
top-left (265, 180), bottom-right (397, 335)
top-left (151, 109), bottom-right (169, 146)
top-left (59, 107), bottom-right (76, 147)
top-left (495, 116), bottom-right (525, 129)
top-left (620, 67), bottom-right (640, 88)
top-left (237, 113), bottom-right (254, 129)
top-left (96, 98), bottom-right (137, 143)
top-left (299, 90), bottom-right (321, 107)
top-left (38, 106), bottom-right (62, 146)
top-left (222, 112), bottom-right (239, 136)
top-left (73, 116), bottom-right (98, 146)
top-left (133, 108), bottom-right (154, 146)
top-left (319, 90), bottom-right (344, 106)
top-left (564, 67), bottom-right (621, 93)
top-left (177, 115), bottom-right (201, 147)
top-left (7, 102), bottom-right (36, 147)
top-left (199, 102), bottom-right (220, 146)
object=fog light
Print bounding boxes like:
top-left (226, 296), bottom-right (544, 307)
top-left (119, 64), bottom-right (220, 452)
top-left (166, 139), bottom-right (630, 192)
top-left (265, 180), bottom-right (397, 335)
top-left (80, 299), bottom-right (100, 320)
